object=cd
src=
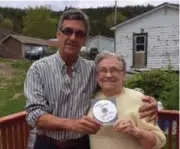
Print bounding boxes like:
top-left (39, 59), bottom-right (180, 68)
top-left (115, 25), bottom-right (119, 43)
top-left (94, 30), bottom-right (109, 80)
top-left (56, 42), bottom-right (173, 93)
top-left (92, 100), bottom-right (117, 123)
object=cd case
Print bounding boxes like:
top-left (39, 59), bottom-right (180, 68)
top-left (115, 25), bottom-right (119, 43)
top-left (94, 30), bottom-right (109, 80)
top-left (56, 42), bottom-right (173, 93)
top-left (91, 97), bottom-right (118, 125)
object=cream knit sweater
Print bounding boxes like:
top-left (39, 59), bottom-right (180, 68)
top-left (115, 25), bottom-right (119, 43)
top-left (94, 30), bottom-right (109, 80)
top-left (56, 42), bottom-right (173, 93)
top-left (88, 88), bottom-right (166, 149)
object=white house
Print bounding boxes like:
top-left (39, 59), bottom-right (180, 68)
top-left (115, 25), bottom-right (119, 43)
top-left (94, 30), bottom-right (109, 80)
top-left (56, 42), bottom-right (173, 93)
top-left (111, 3), bottom-right (179, 71)
top-left (86, 35), bottom-right (114, 52)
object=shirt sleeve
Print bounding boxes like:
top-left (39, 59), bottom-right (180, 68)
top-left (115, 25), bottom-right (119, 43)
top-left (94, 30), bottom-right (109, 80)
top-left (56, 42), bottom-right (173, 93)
top-left (24, 65), bottom-right (50, 128)
top-left (132, 112), bottom-right (166, 149)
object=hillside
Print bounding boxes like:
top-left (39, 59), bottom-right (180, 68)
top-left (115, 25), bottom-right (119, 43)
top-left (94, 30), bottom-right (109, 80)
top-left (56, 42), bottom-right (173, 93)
top-left (0, 5), bottom-right (155, 38)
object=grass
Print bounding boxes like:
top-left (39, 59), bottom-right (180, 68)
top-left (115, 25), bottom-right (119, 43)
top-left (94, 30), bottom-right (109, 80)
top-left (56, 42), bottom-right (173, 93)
top-left (0, 58), bottom-right (32, 117)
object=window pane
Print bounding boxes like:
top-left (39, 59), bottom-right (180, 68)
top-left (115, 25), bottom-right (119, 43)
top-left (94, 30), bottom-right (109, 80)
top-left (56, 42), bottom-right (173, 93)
top-left (136, 45), bottom-right (145, 51)
top-left (136, 36), bottom-right (145, 44)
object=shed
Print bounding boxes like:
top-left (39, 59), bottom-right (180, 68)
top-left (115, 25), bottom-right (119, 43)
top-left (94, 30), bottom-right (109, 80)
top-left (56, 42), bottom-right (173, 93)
top-left (87, 35), bottom-right (114, 52)
top-left (0, 34), bottom-right (49, 59)
top-left (111, 3), bottom-right (179, 71)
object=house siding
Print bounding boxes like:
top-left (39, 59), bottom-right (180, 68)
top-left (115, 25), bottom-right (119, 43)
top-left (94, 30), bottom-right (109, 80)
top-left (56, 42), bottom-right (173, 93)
top-left (1, 37), bottom-right (23, 59)
top-left (87, 37), bottom-right (114, 52)
top-left (115, 7), bottom-right (179, 70)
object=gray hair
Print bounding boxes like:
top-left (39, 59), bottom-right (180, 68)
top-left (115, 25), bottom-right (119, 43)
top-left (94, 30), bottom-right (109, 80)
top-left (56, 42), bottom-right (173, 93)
top-left (95, 51), bottom-right (126, 73)
top-left (58, 9), bottom-right (90, 36)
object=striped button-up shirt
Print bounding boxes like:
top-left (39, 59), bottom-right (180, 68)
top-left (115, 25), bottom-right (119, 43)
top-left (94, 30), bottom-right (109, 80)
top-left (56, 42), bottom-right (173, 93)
top-left (24, 51), bottom-right (97, 140)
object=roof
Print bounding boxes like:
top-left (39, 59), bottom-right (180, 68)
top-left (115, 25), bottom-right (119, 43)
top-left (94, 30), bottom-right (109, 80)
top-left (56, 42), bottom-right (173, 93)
top-left (111, 3), bottom-right (179, 30)
top-left (0, 34), bottom-right (49, 46)
top-left (48, 38), bottom-right (58, 41)
top-left (88, 35), bottom-right (114, 42)
top-left (0, 28), bottom-right (18, 41)
top-left (48, 40), bottom-right (59, 47)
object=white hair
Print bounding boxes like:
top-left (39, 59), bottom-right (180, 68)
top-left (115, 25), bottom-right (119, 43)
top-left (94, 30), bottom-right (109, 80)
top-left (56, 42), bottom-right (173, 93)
top-left (94, 51), bottom-right (126, 73)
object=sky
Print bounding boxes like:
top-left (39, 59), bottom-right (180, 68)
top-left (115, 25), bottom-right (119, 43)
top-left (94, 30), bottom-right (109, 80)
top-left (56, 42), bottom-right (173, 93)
top-left (0, 0), bottom-right (179, 11)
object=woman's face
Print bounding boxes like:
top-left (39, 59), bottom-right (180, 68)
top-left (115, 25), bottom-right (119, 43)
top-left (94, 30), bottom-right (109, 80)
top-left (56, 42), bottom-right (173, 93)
top-left (96, 57), bottom-right (125, 92)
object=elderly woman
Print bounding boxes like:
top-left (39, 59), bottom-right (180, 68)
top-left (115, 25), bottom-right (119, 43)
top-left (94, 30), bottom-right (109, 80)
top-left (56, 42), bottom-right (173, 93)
top-left (88, 51), bottom-right (166, 149)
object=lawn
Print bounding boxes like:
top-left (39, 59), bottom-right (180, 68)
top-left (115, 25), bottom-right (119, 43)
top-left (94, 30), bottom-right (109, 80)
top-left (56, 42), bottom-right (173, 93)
top-left (0, 58), bottom-right (32, 117)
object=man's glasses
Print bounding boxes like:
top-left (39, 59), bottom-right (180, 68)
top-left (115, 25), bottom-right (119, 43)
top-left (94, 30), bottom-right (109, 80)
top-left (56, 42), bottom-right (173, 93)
top-left (60, 28), bottom-right (86, 38)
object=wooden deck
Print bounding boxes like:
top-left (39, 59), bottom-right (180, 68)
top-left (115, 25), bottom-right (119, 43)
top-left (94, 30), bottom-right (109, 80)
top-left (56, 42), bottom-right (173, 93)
top-left (0, 110), bottom-right (179, 149)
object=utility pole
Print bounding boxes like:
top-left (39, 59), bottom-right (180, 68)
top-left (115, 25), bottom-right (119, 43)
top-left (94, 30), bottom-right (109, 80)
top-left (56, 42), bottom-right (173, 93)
top-left (114, 0), bottom-right (117, 53)
top-left (114, 0), bottom-right (117, 25)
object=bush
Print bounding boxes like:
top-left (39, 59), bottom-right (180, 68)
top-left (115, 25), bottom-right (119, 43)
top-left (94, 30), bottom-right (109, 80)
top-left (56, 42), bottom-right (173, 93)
top-left (80, 48), bottom-right (99, 60)
top-left (48, 46), bottom-right (57, 53)
top-left (125, 69), bottom-right (179, 110)
top-left (80, 51), bottom-right (89, 59)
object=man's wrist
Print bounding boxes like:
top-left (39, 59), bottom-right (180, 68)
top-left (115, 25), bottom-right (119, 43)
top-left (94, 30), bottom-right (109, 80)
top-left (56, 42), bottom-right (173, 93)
top-left (63, 119), bottom-right (76, 132)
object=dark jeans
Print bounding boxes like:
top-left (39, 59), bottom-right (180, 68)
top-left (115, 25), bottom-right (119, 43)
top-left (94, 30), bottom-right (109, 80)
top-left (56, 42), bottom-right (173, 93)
top-left (33, 135), bottom-right (90, 149)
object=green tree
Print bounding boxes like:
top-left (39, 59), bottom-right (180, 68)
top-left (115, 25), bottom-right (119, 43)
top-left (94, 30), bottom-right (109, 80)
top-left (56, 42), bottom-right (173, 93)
top-left (0, 14), bottom-right (4, 24)
top-left (106, 11), bottom-right (127, 28)
top-left (0, 5), bottom-right (155, 36)
top-left (0, 18), bottom-right (14, 30)
top-left (23, 6), bottom-right (58, 39)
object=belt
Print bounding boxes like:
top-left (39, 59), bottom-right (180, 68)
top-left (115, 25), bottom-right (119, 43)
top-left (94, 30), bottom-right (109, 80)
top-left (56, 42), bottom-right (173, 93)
top-left (37, 134), bottom-right (89, 148)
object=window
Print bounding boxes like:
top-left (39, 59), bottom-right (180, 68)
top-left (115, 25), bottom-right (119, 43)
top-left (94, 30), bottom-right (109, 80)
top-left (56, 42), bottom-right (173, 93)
top-left (133, 34), bottom-right (147, 52)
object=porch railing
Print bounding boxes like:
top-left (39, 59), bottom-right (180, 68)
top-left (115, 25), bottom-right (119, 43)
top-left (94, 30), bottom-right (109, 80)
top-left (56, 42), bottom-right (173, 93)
top-left (0, 111), bottom-right (30, 149)
top-left (0, 110), bottom-right (179, 149)
top-left (158, 110), bottom-right (179, 149)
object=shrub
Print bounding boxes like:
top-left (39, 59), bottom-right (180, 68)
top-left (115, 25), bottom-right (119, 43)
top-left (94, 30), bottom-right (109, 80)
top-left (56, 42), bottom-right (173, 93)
top-left (125, 69), bottom-right (179, 110)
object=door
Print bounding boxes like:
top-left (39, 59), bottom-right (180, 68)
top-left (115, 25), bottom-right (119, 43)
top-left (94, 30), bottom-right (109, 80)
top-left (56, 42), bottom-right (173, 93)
top-left (133, 33), bottom-right (147, 68)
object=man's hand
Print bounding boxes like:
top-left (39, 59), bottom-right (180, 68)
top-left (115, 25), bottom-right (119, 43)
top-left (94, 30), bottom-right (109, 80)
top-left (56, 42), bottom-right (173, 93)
top-left (68, 116), bottom-right (102, 135)
top-left (139, 96), bottom-right (158, 122)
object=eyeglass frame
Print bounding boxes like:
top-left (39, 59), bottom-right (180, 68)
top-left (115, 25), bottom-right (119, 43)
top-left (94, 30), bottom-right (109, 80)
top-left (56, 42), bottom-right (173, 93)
top-left (97, 67), bottom-right (124, 76)
top-left (59, 27), bottom-right (87, 38)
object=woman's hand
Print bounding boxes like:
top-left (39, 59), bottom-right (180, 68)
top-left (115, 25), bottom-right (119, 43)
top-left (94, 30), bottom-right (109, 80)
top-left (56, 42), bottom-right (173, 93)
top-left (113, 120), bottom-right (142, 139)
top-left (113, 119), bottom-right (158, 149)
top-left (113, 120), bottom-right (135, 134)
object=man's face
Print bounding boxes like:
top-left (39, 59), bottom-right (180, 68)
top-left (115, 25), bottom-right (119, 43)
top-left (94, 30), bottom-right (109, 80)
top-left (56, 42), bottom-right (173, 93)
top-left (57, 20), bottom-right (87, 57)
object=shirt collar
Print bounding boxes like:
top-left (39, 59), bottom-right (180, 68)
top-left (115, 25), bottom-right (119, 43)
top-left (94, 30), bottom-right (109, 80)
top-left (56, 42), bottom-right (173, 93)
top-left (55, 50), bottom-right (81, 72)
top-left (72, 56), bottom-right (81, 72)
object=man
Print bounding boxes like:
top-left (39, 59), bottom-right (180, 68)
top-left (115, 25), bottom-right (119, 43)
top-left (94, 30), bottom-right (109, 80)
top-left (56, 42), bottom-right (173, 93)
top-left (24, 9), bottom-right (157, 149)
